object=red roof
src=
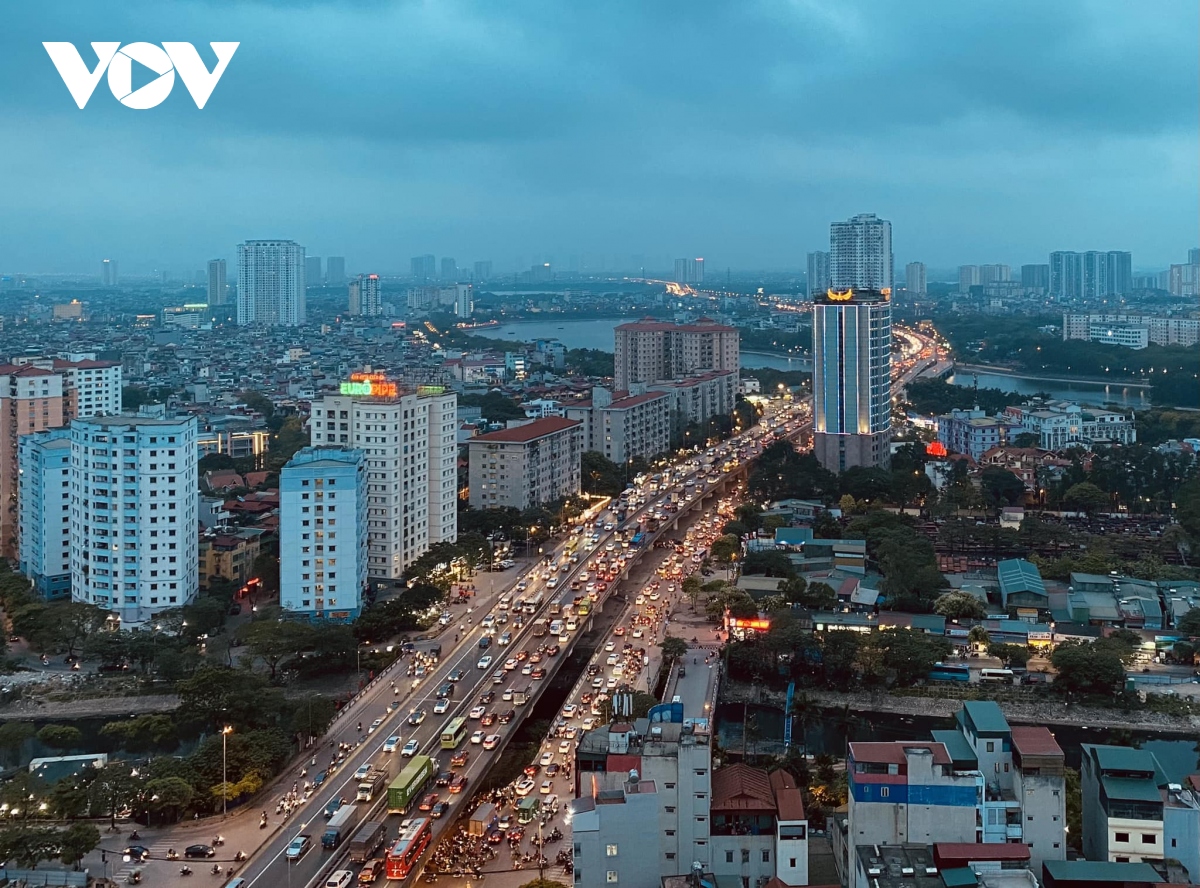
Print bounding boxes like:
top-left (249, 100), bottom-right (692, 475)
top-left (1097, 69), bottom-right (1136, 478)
top-left (769, 769), bottom-right (806, 821)
top-left (606, 754), bottom-right (641, 776)
top-left (711, 763), bottom-right (776, 813)
top-left (1010, 726), bottom-right (1064, 758)
top-left (849, 741), bottom-right (951, 766)
top-left (52, 358), bottom-right (118, 370)
top-left (933, 843), bottom-right (1031, 867)
top-left (472, 417), bottom-right (581, 443)
top-left (615, 317), bottom-right (736, 333)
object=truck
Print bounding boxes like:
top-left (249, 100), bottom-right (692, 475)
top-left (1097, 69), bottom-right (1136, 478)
top-left (356, 767), bottom-right (389, 803)
top-left (348, 820), bottom-right (387, 864)
top-left (468, 802), bottom-right (498, 837)
top-left (513, 683), bottom-right (533, 706)
top-left (322, 802), bottom-right (357, 849)
top-left (531, 619), bottom-right (548, 638)
top-left (387, 754), bottom-right (436, 815)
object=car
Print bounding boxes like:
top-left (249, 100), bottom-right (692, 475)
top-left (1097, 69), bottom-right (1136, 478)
top-left (564, 726), bottom-right (579, 740)
top-left (435, 770), bottom-right (454, 787)
top-left (540, 780), bottom-right (553, 794)
top-left (469, 705), bottom-right (486, 719)
top-left (430, 801), bottom-right (451, 819)
top-left (581, 717), bottom-right (596, 731)
top-left (433, 698), bottom-right (450, 714)
top-left (531, 667), bottom-right (546, 679)
top-left (606, 654), bottom-right (619, 666)
top-left (418, 793), bottom-right (439, 812)
top-left (515, 649), bottom-right (530, 662)
top-left (125, 845), bottom-right (153, 863)
top-left (649, 592), bottom-right (661, 601)
top-left (529, 651), bottom-right (543, 664)
top-left (524, 762), bottom-right (541, 776)
top-left (632, 628), bottom-right (644, 638)
top-left (477, 655), bottom-right (493, 670)
top-left (592, 676), bottom-right (604, 688)
top-left (354, 764), bottom-right (373, 781)
top-left (408, 709), bottom-right (427, 726)
top-left (635, 595), bottom-right (645, 605)
top-left (481, 711), bottom-right (497, 726)
top-left (493, 669), bottom-right (506, 684)
top-left (562, 704), bottom-right (578, 719)
top-left (436, 682), bottom-right (454, 699)
top-left (546, 762), bottom-right (560, 776)
top-left (325, 871), bottom-right (354, 888)
top-left (479, 690), bottom-right (496, 704)
top-left (545, 644), bottom-right (560, 656)
top-left (539, 751), bottom-right (555, 766)
top-left (401, 740), bottom-right (420, 757)
top-left (498, 709), bottom-right (516, 724)
top-left (559, 740), bottom-right (572, 754)
top-left (448, 669), bottom-right (466, 682)
top-left (507, 826), bottom-right (526, 842)
top-left (358, 858), bottom-right (386, 883)
top-left (604, 641), bottom-right (616, 652)
top-left (449, 772), bottom-right (470, 793)
top-left (502, 688), bottom-right (514, 701)
top-left (613, 626), bottom-right (625, 636)
top-left (470, 730), bottom-right (486, 744)
top-left (521, 663), bottom-right (534, 675)
top-left (368, 717), bottom-right (384, 733)
top-left (515, 778), bottom-right (536, 796)
top-left (485, 827), bottom-right (504, 845)
top-left (499, 632), bottom-right (513, 646)
top-left (503, 658), bottom-right (519, 671)
top-left (450, 749), bottom-right (470, 768)
top-left (285, 835), bottom-right (312, 861)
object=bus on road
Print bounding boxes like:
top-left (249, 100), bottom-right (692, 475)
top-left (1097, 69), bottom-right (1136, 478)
top-left (385, 817), bottom-right (432, 880)
top-left (979, 668), bottom-right (1015, 684)
top-left (927, 663), bottom-right (970, 683)
top-left (440, 716), bottom-right (468, 749)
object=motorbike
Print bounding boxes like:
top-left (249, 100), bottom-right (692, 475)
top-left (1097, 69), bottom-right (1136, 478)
top-left (212, 835), bottom-right (225, 846)
top-left (211, 863), bottom-right (222, 875)
top-left (179, 866), bottom-right (193, 876)
top-left (260, 816), bottom-right (268, 829)
top-left (129, 830), bottom-right (141, 841)
top-left (167, 849), bottom-right (179, 860)
top-left (235, 851), bottom-right (247, 862)
top-left (127, 872), bottom-right (142, 884)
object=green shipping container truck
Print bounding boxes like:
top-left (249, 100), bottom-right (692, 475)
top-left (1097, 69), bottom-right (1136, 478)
top-left (387, 754), bottom-right (435, 815)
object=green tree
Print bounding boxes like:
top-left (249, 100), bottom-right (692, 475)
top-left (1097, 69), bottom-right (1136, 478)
top-left (682, 576), bottom-right (702, 611)
top-left (0, 825), bottom-right (61, 868)
top-left (1065, 767), bottom-right (1082, 851)
top-left (1051, 642), bottom-right (1126, 698)
top-left (237, 390), bottom-right (275, 420)
top-left (580, 451), bottom-right (628, 497)
top-left (36, 724), bottom-right (83, 751)
top-left (659, 636), bottom-right (688, 665)
top-left (144, 777), bottom-right (195, 823)
top-left (100, 714), bottom-right (178, 753)
top-left (58, 822), bottom-right (100, 869)
top-left (236, 617), bottom-right (315, 682)
top-left (988, 643), bottom-right (1030, 667)
top-left (980, 467), bottom-right (1025, 509)
top-left (0, 722), bottom-right (35, 759)
top-left (709, 534), bottom-right (741, 564)
top-left (1173, 607), bottom-right (1200, 638)
top-left (1063, 482), bottom-right (1110, 516)
top-left (933, 592), bottom-right (988, 620)
top-left (967, 626), bottom-right (991, 648)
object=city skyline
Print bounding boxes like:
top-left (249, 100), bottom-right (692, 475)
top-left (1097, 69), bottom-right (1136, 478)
top-left (1, 1), bottom-right (1195, 273)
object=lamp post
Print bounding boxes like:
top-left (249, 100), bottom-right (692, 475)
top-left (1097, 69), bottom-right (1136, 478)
top-left (221, 726), bottom-right (233, 819)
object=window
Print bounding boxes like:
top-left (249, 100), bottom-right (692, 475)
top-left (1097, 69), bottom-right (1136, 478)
top-left (789, 859), bottom-right (796, 869)
top-left (1142, 834), bottom-right (1157, 844)
top-left (606, 872), bottom-right (618, 884)
top-left (725, 852), bottom-right (733, 864)
top-left (762, 851), bottom-right (770, 864)
top-left (1115, 857), bottom-right (1129, 864)
top-left (880, 787), bottom-right (889, 798)
top-left (741, 850), bottom-right (750, 864)
top-left (986, 741), bottom-right (995, 752)
top-left (1115, 832), bottom-right (1129, 843)
top-left (665, 853), bottom-right (676, 861)
top-left (605, 845), bottom-right (618, 857)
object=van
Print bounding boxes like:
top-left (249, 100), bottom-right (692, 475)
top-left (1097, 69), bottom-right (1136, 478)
top-left (672, 695), bottom-right (682, 704)
top-left (223, 881), bottom-right (247, 888)
top-left (326, 872), bottom-right (355, 888)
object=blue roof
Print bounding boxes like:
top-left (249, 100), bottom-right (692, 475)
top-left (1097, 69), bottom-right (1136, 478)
top-left (997, 559), bottom-right (1047, 604)
top-left (775, 527), bottom-right (813, 546)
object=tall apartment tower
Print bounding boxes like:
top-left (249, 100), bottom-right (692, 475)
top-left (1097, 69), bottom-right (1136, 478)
top-left (1021, 264), bottom-right (1050, 292)
top-left (812, 288), bottom-right (892, 471)
top-left (673, 258), bottom-right (705, 284)
top-left (613, 318), bottom-right (739, 392)
top-left (905, 261), bottom-right (927, 296)
top-left (958, 265), bottom-right (981, 294)
top-left (807, 251), bottom-right (831, 298)
top-left (236, 239), bottom-right (307, 326)
top-left (411, 255), bottom-right (436, 279)
top-left (979, 264), bottom-right (1011, 284)
top-left (473, 260), bottom-right (493, 281)
top-left (830, 213), bottom-right (893, 290)
top-left (454, 284), bottom-right (474, 318)
top-left (348, 274), bottom-right (382, 317)
top-left (326, 256), bottom-right (346, 286)
top-left (440, 257), bottom-right (457, 280)
top-left (18, 429), bottom-right (72, 600)
top-left (309, 379), bottom-right (457, 580)
top-left (70, 416), bottom-right (199, 626)
top-left (206, 259), bottom-right (227, 306)
top-left (100, 259), bottom-right (118, 287)
top-left (305, 255), bottom-right (323, 287)
top-left (279, 447), bottom-right (369, 622)
top-left (1, 365), bottom-right (64, 556)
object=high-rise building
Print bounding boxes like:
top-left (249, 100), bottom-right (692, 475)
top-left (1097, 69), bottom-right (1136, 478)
top-left (807, 251), bottom-right (831, 298)
top-left (206, 259), bottom-right (227, 306)
top-left (812, 287), bottom-right (892, 471)
top-left (348, 273), bottom-right (382, 317)
top-left (468, 417), bottom-right (583, 510)
top-left (1050, 250), bottom-right (1131, 298)
top-left (279, 447), bottom-right (368, 622)
top-left (1104, 250), bottom-right (1132, 296)
top-left (100, 259), bottom-right (118, 287)
top-left (18, 428), bottom-right (72, 600)
top-left (830, 213), bottom-right (893, 290)
top-left (326, 256), bottom-right (346, 286)
top-left (673, 258), bottom-right (705, 284)
top-left (236, 240), bottom-right (306, 326)
top-left (69, 415), bottom-right (199, 625)
top-left (305, 256), bottom-right (323, 287)
top-left (2, 363), bottom-right (66, 556)
top-left (473, 260), bottom-right (492, 281)
top-left (904, 261), bottom-right (927, 296)
top-left (979, 264), bottom-right (1011, 284)
top-left (453, 283), bottom-right (473, 318)
top-left (411, 255), bottom-right (436, 279)
top-left (1049, 251), bottom-right (1081, 299)
top-left (1021, 264), bottom-right (1050, 291)
top-left (440, 257), bottom-right (457, 280)
top-left (613, 318), bottom-right (739, 392)
top-left (309, 378), bottom-right (457, 580)
top-left (958, 265), bottom-right (980, 294)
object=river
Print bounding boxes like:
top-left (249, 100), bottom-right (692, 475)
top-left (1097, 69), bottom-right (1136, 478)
top-left (946, 369), bottom-right (1151, 410)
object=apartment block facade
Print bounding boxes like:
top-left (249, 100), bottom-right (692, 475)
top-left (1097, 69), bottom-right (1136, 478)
top-left (467, 417), bottom-right (582, 510)
top-left (565, 388), bottom-right (671, 463)
top-left (613, 318), bottom-right (739, 392)
top-left (18, 429), bottom-right (72, 600)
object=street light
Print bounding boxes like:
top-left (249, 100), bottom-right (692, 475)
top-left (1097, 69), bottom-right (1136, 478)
top-left (221, 726), bottom-right (233, 819)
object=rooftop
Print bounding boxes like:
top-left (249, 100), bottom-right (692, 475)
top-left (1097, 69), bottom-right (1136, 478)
top-left (1009, 726), bottom-right (1064, 759)
top-left (471, 416), bottom-right (581, 443)
top-left (960, 701), bottom-right (1011, 737)
top-left (615, 317), bottom-right (737, 333)
top-left (997, 559), bottom-right (1048, 600)
top-left (1042, 859), bottom-right (1163, 885)
top-left (849, 741), bottom-right (951, 767)
top-left (604, 391), bottom-right (669, 410)
top-left (1085, 743), bottom-right (1165, 781)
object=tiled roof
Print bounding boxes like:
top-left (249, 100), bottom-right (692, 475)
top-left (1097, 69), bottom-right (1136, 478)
top-left (711, 763), bottom-right (775, 813)
top-left (849, 741), bottom-right (951, 766)
top-left (1010, 726), bottom-right (1063, 758)
top-left (471, 417), bottom-right (581, 443)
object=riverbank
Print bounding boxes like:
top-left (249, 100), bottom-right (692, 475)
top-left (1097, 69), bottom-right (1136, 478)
top-left (0, 693), bottom-right (180, 720)
top-left (722, 684), bottom-right (1200, 737)
top-left (952, 361), bottom-right (1151, 390)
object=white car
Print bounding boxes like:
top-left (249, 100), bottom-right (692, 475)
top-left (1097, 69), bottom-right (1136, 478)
top-left (604, 641), bottom-right (616, 652)
top-left (632, 628), bottom-right (644, 638)
top-left (354, 764), bottom-right (372, 781)
top-left (515, 778), bottom-right (536, 796)
top-left (369, 717), bottom-right (384, 733)
top-left (504, 658), bottom-right (519, 671)
top-left (606, 654), bottom-right (619, 666)
top-left (383, 735), bottom-right (401, 753)
top-left (483, 734), bottom-right (501, 750)
top-left (469, 706), bottom-right (486, 719)
top-left (562, 704), bottom-right (578, 719)
top-left (521, 663), bottom-right (534, 676)
top-left (607, 677), bottom-right (618, 689)
top-left (649, 592), bottom-right (660, 601)
top-left (592, 676), bottom-right (604, 688)
top-left (540, 780), bottom-right (553, 794)
top-left (635, 595), bottom-right (645, 605)
top-left (401, 740), bottom-right (420, 757)
top-left (558, 740), bottom-right (572, 754)
top-left (564, 726), bottom-right (578, 740)
top-left (477, 655), bottom-right (493, 670)
top-left (471, 730), bottom-right (486, 744)
top-left (581, 718), bottom-right (596, 731)
top-left (433, 699), bottom-right (450, 714)
top-left (502, 688), bottom-right (514, 701)
top-left (539, 751), bottom-right (555, 766)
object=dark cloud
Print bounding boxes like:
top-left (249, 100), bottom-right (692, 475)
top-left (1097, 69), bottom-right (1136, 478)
top-left (0, 0), bottom-right (1195, 273)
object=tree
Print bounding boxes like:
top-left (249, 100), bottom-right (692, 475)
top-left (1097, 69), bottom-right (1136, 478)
top-left (1051, 642), bottom-right (1126, 698)
top-left (36, 724), bottom-right (82, 751)
top-left (659, 636), bottom-right (688, 666)
top-left (1177, 477), bottom-right (1200, 543)
top-left (1063, 482), bottom-right (1110, 516)
top-left (709, 534), bottom-right (741, 564)
top-left (933, 592), bottom-right (988, 620)
top-left (980, 467), bottom-right (1025, 509)
top-left (517, 879), bottom-right (569, 888)
top-left (682, 576), bottom-right (702, 611)
top-left (100, 714), bottom-right (178, 753)
top-left (238, 390), bottom-right (275, 420)
top-left (58, 822), bottom-right (100, 869)
top-left (1176, 607), bottom-right (1200, 638)
top-left (0, 722), bottom-right (34, 760)
top-left (967, 626), bottom-right (991, 648)
top-left (873, 628), bottom-right (952, 687)
top-left (741, 550), bottom-right (794, 578)
top-left (580, 452), bottom-right (628, 497)
top-left (988, 643), bottom-right (1030, 667)
top-left (236, 618), bottom-right (314, 682)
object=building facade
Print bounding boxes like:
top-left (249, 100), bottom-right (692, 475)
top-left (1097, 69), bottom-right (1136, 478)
top-left (1003, 401), bottom-right (1136, 450)
top-left (305, 255), bottom-right (322, 287)
top-left (18, 429), bottom-right (72, 600)
top-left (673, 258), bottom-right (705, 284)
top-left (1050, 251), bottom-right (1132, 299)
top-left (197, 527), bottom-right (264, 590)
top-left (566, 389), bottom-right (671, 464)
top-left (1062, 312), bottom-right (1199, 348)
top-left (207, 259), bottom-right (227, 306)
top-left (2, 365), bottom-right (65, 557)
top-left (905, 261), bottom-right (927, 296)
top-left (613, 318), bottom-right (739, 393)
top-left (807, 251), bottom-right (831, 299)
top-left (831, 213), bottom-right (893, 290)
top-left (1021, 264), bottom-right (1050, 292)
top-left (309, 380), bottom-right (458, 581)
top-left (468, 417), bottom-right (582, 510)
top-left (236, 239), bottom-right (306, 327)
top-left (326, 256), bottom-right (346, 286)
top-left (1081, 744), bottom-right (1165, 865)
top-left (937, 408), bottom-right (1021, 461)
top-left (812, 287), bottom-right (892, 471)
top-left (279, 447), bottom-right (368, 622)
top-left (348, 273), bottom-right (383, 317)
top-left (69, 416), bottom-right (199, 626)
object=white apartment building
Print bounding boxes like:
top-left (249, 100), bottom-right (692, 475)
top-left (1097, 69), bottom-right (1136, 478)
top-left (309, 382), bottom-right (457, 580)
top-left (467, 417), bottom-right (582, 510)
top-left (905, 261), bottom-right (927, 296)
top-left (831, 213), bottom-right (893, 291)
top-left (18, 428), bottom-right (72, 601)
top-left (207, 259), bottom-right (227, 306)
top-left (1088, 323), bottom-right (1149, 349)
top-left (1004, 401), bottom-right (1136, 450)
top-left (647, 371), bottom-right (738, 428)
top-left (564, 388), bottom-right (672, 463)
top-left (613, 318), bottom-right (739, 394)
top-left (1081, 744), bottom-right (1165, 864)
top-left (1062, 312), bottom-right (1199, 348)
top-left (237, 239), bottom-right (306, 326)
top-left (69, 416), bottom-right (199, 626)
top-left (807, 251), bottom-right (831, 299)
top-left (348, 273), bottom-right (383, 317)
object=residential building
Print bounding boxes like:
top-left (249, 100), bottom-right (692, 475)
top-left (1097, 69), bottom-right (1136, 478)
top-left (980, 264), bottom-right (1011, 284)
top-left (812, 287), bottom-right (892, 471)
top-left (1021, 264), bottom-right (1050, 292)
top-left (1009, 726), bottom-right (1068, 871)
top-left (1049, 252), bottom-right (1081, 299)
top-left (807, 251), bottom-right (831, 299)
top-left (673, 258), bottom-right (705, 284)
top-left (198, 526), bottom-right (264, 589)
top-left (473, 260), bottom-right (493, 281)
top-left (904, 261), bottom-right (926, 296)
top-left (305, 255), bottom-right (322, 287)
top-left (1162, 779), bottom-right (1200, 882)
top-left (326, 256), bottom-right (346, 286)
top-left (52, 301), bottom-right (84, 321)
top-left (161, 304), bottom-right (209, 329)
top-left (206, 259), bottom-right (227, 306)
top-left (1, 365), bottom-right (65, 557)
top-left (468, 417), bottom-right (582, 510)
top-left (1062, 313), bottom-right (1199, 348)
top-left (647, 371), bottom-right (738, 429)
top-left (1050, 251), bottom-right (1132, 298)
top-left (1042, 859), bottom-right (1167, 888)
top-left (959, 265), bottom-right (981, 294)
top-left (69, 415), bottom-right (200, 626)
top-left (1081, 744), bottom-right (1166, 864)
top-left (196, 429), bottom-right (269, 461)
top-left (236, 239), bottom-right (306, 327)
top-left (454, 284), bottom-right (474, 318)
top-left (348, 273), bottom-right (382, 317)
top-left (440, 257), bottom-right (457, 280)
top-left (309, 378), bottom-right (457, 580)
top-left (613, 317), bottom-right (739, 395)
top-left (937, 408), bottom-right (1021, 461)
top-left (1088, 322), bottom-right (1148, 349)
top-left (830, 213), bottom-right (893, 290)
top-left (18, 429), bottom-right (72, 600)
top-left (279, 446), bottom-right (368, 622)
top-left (565, 388), bottom-right (671, 463)
top-left (1004, 401), bottom-right (1136, 449)
top-left (100, 258), bottom-right (118, 287)
top-left (410, 254), bottom-right (436, 279)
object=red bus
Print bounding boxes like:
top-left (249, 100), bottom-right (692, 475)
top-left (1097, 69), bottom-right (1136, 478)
top-left (386, 817), bottom-right (432, 880)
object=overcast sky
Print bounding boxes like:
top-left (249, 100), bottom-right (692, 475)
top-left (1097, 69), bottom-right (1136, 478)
top-left (3, 0), bottom-right (1197, 275)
